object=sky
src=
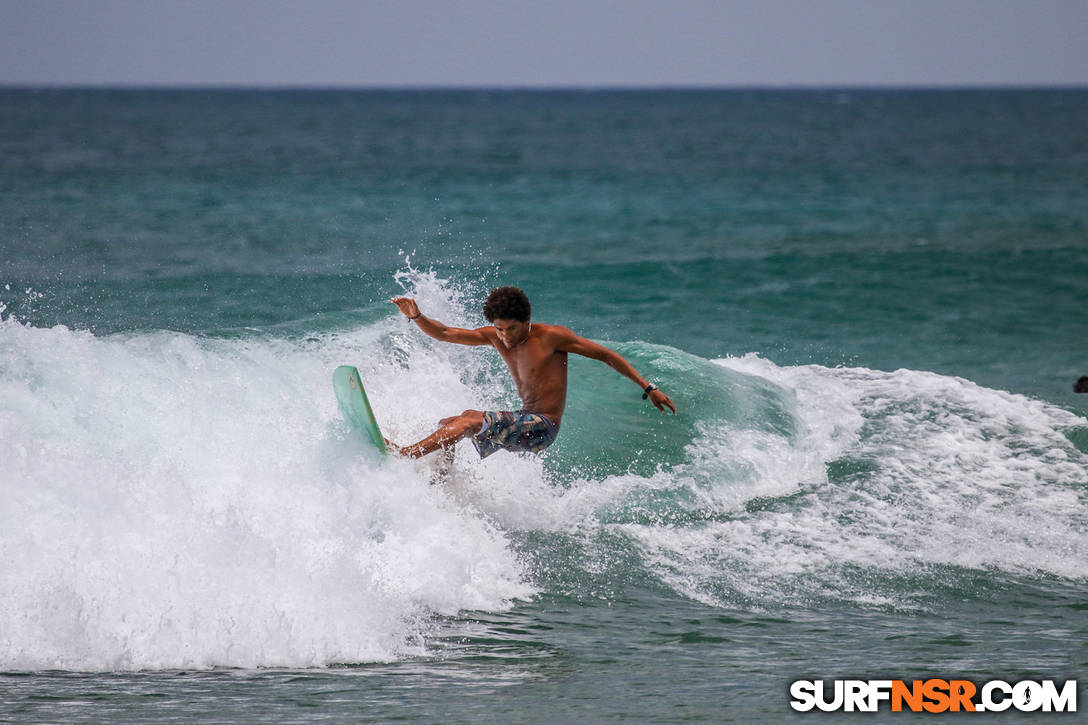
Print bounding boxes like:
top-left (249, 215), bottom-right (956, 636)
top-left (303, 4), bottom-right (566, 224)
top-left (1, 0), bottom-right (1086, 88)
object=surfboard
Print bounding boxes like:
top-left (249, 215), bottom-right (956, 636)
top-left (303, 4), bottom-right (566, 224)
top-left (333, 365), bottom-right (388, 455)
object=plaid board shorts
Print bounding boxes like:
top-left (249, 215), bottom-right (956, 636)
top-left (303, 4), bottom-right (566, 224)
top-left (471, 410), bottom-right (559, 459)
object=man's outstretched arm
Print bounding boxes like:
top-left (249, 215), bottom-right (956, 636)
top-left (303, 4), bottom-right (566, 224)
top-left (391, 297), bottom-right (492, 346)
top-left (551, 327), bottom-right (677, 414)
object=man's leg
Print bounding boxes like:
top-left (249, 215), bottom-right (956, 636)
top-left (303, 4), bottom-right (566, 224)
top-left (391, 409), bottom-right (484, 459)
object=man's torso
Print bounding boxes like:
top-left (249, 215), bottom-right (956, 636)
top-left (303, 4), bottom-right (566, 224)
top-left (487, 323), bottom-right (568, 425)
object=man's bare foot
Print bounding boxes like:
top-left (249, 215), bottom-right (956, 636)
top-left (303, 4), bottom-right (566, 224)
top-left (383, 437), bottom-right (406, 456)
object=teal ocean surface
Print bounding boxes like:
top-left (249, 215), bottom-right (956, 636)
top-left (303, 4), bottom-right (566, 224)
top-left (1, 89), bottom-right (1086, 722)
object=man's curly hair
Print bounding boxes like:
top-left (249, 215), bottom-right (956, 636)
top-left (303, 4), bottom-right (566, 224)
top-left (483, 286), bottom-right (531, 322)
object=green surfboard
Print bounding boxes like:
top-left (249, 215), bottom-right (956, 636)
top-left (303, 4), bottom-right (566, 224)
top-left (333, 365), bottom-right (388, 455)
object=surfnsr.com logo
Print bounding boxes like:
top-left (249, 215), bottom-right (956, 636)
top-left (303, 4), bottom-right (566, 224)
top-left (790, 679), bottom-right (1077, 713)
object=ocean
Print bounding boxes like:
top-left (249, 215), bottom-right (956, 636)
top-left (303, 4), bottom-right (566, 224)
top-left (1, 88), bottom-right (1086, 722)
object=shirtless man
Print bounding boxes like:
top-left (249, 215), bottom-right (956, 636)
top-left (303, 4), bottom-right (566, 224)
top-left (389, 286), bottom-right (676, 459)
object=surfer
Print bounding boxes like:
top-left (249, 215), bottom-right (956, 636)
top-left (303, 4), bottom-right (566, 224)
top-left (388, 286), bottom-right (676, 459)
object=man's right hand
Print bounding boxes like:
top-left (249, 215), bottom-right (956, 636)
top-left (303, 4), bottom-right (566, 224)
top-left (391, 297), bottom-right (420, 319)
top-left (390, 298), bottom-right (491, 346)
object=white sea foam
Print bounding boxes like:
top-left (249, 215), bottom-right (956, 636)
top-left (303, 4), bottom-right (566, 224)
top-left (621, 355), bottom-right (1088, 609)
top-left (375, 303), bottom-right (1088, 614)
top-left (0, 284), bottom-right (532, 671)
top-left (4, 270), bottom-right (1087, 669)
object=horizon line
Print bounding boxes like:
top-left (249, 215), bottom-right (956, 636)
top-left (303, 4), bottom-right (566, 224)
top-left (3, 82), bottom-right (1087, 92)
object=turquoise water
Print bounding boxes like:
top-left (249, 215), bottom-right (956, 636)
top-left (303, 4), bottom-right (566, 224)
top-left (1, 89), bottom-right (1086, 722)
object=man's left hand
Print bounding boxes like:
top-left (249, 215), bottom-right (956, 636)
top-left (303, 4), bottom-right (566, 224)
top-left (650, 389), bottom-right (676, 414)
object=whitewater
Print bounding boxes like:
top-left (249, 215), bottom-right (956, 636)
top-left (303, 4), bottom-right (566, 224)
top-left (3, 271), bottom-right (1085, 674)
